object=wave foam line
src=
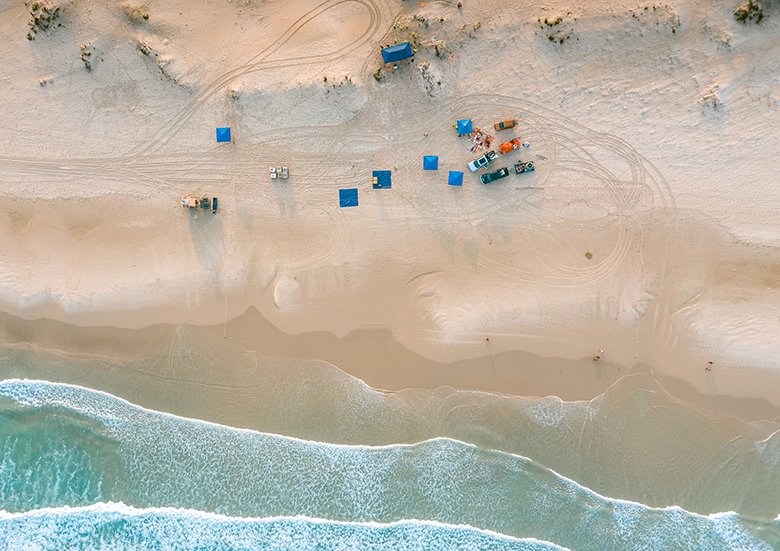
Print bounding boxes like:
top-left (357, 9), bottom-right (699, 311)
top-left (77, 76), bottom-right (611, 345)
top-left (0, 502), bottom-right (570, 551)
top-left (1, 378), bottom-right (778, 551)
top-left (0, 377), bottom-right (403, 449)
top-left (0, 378), bottom-right (764, 520)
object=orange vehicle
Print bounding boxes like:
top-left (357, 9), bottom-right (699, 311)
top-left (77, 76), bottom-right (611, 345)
top-left (494, 119), bottom-right (517, 131)
top-left (499, 138), bottom-right (521, 154)
top-left (181, 196), bottom-right (202, 208)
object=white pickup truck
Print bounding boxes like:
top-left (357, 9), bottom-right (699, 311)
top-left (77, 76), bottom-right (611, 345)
top-left (468, 150), bottom-right (497, 172)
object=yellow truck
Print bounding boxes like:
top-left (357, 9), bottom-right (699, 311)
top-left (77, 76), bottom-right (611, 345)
top-left (181, 196), bottom-right (218, 213)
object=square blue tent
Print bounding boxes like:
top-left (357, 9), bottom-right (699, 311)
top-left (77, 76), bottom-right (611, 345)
top-left (448, 171), bottom-right (464, 186)
top-left (382, 42), bottom-right (413, 63)
top-left (216, 127), bottom-right (232, 143)
top-left (372, 171), bottom-right (392, 189)
top-left (423, 156), bottom-right (438, 170)
top-left (339, 188), bottom-right (358, 207)
top-left (456, 119), bottom-right (472, 135)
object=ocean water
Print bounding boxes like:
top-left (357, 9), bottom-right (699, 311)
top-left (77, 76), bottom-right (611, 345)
top-left (3, 333), bottom-right (780, 520)
top-left (0, 379), bottom-right (778, 550)
top-left (0, 504), bottom-right (567, 551)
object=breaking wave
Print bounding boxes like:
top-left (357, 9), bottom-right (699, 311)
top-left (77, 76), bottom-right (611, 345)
top-left (0, 503), bottom-right (568, 551)
top-left (0, 379), bottom-right (777, 550)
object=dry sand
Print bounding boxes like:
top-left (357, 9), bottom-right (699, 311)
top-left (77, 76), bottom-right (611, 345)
top-left (1, 0), bottom-right (780, 419)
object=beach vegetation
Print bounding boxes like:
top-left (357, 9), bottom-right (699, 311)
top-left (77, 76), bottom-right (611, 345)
top-left (80, 45), bottom-right (93, 71)
top-left (541, 12), bottom-right (574, 44)
top-left (26, 2), bottom-right (60, 40)
top-left (120, 3), bottom-right (151, 25)
top-left (734, 0), bottom-right (765, 23)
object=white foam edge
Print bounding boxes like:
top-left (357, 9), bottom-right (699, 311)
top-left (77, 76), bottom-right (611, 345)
top-left (2, 378), bottom-right (544, 454)
top-left (0, 378), bottom-right (766, 529)
top-left (0, 501), bottom-right (571, 550)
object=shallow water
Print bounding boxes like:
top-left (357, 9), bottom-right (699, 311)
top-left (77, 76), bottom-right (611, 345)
top-left (1, 504), bottom-right (568, 551)
top-left (2, 333), bottom-right (780, 520)
top-left (0, 379), bottom-right (778, 550)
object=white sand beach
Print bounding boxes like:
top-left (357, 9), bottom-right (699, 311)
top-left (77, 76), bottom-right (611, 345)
top-left (1, 0), bottom-right (780, 414)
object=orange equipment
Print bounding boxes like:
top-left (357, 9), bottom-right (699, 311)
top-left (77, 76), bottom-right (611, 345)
top-left (494, 119), bottom-right (517, 131)
top-left (499, 138), bottom-right (521, 154)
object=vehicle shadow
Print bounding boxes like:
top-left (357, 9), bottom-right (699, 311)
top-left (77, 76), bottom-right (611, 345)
top-left (272, 179), bottom-right (297, 219)
top-left (187, 207), bottom-right (226, 301)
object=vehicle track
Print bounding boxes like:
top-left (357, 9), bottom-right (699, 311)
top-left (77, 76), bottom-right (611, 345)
top-left (106, 0), bottom-right (385, 171)
top-left (2, 7), bottom-right (684, 340)
top-left (360, 92), bottom-right (680, 346)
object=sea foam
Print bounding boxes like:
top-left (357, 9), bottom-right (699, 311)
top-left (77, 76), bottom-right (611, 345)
top-left (0, 502), bottom-right (568, 551)
top-left (0, 379), bottom-right (778, 551)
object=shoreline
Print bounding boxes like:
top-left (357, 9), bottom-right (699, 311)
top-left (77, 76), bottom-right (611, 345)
top-left (2, 308), bottom-right (779, 425)
top-left (4, 312), bottom-right (780, 520)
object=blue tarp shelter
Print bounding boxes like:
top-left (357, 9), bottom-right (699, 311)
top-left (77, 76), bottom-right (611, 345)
top-left (339, 188), bottom-right (358, 207)
top-left (456, 119), bottom-right (472, 135)
top-left (448, 171), bottom-right (464, 186)
top-left (216, 127), bottom-right (232, 142)
top-left (372, 171), bottom-right (392, 189)
top-left (423, 156), bottom-right (438, 170)
top-left (382, 42), bottom-right (413, 63)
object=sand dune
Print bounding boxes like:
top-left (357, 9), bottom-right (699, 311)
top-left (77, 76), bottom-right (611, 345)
top-left (1, 0), bottom-right (780, 414)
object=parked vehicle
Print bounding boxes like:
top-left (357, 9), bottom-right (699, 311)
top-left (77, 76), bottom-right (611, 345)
top-left (269, 166), bottom-right (289, 179)
top-left (181, 196), bottom-right (210, 209)
top-left (212, 197), bottom-right (218, 214)
top-left (480, 167), bottom-right (510, 184)
top-left (468, 150), bottom-right (497, 172)
top-left (494, 119), bottom-right (517, 131)
top-left (499, 138), bottom-right (521, 154)
top-left (514, 161), bottom-right (534, 174)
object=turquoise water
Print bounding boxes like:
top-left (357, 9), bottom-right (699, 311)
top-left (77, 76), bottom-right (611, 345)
top-left (0, 379), bottom-right (778, 550)
top-left (4, 334), bottom-right (780, 521)
top-left (0, 504), bottom-right (566, 551)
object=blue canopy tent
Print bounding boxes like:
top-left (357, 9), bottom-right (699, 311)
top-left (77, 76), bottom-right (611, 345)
top-left (216, 127), bottom-right (232, 142)
top-left (382, 42), bottom-right (413, 63)
top-left (339, 188), bottom-right (358, 207)
top-left (448, 171), bottom-right (464, 187)
top-left (423, 156), bottom-right (438, 170)
top-left (458, 119), bottom-right (474, 136)
top-left (372, 171), bottom-right (392, 189)
top-left (456, 119), bottom-right (472, 135)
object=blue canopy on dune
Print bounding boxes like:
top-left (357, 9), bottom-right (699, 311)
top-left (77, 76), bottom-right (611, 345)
top-left (216, 127), bottom-right (231, 142)
top-left (382, 42), bottom-right (413, 63)
top-left (372, 171), bottom-right (392, 189)
top-left (423, 156), bottom-right (438, 170)
top-left (339, 188), bottom-right (358, 207)
top-left (456, 119), bottom-right (472, 135)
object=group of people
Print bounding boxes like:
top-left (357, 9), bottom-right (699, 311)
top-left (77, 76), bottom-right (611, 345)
top-left (469, 129), bottom-right (494, 152)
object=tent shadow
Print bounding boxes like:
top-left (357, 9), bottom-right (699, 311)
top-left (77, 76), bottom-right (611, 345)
top-left (374, 190), bottom-right (393, 232)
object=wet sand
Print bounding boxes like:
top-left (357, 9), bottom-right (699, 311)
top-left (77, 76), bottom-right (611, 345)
top-left (3, 312), bottom-right (780, 520)
top-left (2, 307), bottom-right (779, 428)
